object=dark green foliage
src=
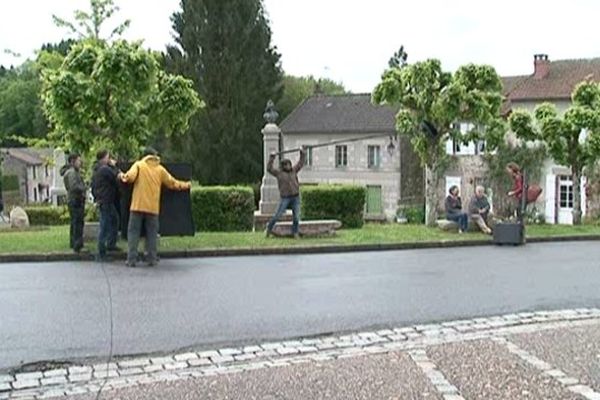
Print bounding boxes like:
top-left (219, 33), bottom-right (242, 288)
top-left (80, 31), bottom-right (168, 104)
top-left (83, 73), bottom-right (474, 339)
top-left (1, 175), bottom-right (19, 191)
top-left (483, 143), bottom-right (547, 218)
top-left (24, 204), bottom-right (99, 226)
top-left (24, 206), bottom-right (70, 225)
top-left (301, 185), bottom-right (366, 229)
top-left (190, 186), bottom-right (255, 231)
top-left (165, 0), bottom-right (283, 184)
top-left (278, 75), bottom-right (346, 121)
top-left (398, 204), bottom-right (426, 224)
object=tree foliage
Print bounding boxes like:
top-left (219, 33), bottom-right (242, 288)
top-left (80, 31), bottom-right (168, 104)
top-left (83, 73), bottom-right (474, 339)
top-left (41, 39), bottom-right (202, 160)
top-left (509, 81), bottom-right (600, 224)
top-left (0, 62), bottom-right (48, 146)
top-left (53, 0), bottom-right (130, 40)
top-left (166, 0), bottom-right (283, 184)
top-left (373, 57), bottom-right (506, 225)
top-left (278, 75), bottom-right (346, 121)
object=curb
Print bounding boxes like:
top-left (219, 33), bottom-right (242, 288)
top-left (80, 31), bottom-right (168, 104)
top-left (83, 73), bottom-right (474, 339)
top-left (1, 235), bottom-right (600, 264)
top-left (2, 308), bottom-right (600, 399)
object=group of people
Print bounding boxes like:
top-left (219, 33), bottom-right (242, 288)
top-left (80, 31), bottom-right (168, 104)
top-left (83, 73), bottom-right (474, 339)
top-left (445, 162), bottom-right (524, 234)
top-left (60, 147), bottom-right (191, 267)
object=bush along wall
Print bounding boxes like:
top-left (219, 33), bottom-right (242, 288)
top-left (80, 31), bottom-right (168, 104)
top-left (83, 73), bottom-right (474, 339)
top-left (301, 184), bottom-right (367, 228)
top-left (24, 205), bottom-right (100, 225)
top-left (190, 186), bottom-right (255, 232)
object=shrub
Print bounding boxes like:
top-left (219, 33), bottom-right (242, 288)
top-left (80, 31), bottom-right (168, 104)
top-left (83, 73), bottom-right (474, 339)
top-left (1, 175), bottom-right (19, 191)
top-left (397, 204), bottom-right (426, 224)
top-left (24, 206), bottom-right (70, 226)
top-left (301, 185), bottom-right (366, 228)
top-left (191, 186), bottom-right (255, 232)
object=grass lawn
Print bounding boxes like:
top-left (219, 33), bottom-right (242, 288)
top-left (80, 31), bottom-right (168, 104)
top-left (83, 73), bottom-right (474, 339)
top-left (1, 223), bottom-right (599, 255)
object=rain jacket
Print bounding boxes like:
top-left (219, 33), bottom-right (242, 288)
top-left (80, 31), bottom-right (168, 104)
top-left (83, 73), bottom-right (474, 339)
top-left (121, 155), bottom-right (191, 215)
top-left (60, 164), bottom-right (86, 203)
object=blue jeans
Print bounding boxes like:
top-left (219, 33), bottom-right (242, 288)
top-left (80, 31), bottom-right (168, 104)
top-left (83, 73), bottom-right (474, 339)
top-left (267, 195), bottom-right (301, 234)
top-left (98, 203), bottom-right (119, 257)
top-left (447, 212), bottom-right (468, 232)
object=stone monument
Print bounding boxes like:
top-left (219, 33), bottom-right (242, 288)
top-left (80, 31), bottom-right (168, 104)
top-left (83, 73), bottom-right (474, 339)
top-left (50, 148), bottom-right (67, 206)
top-left (253, 100), bottom-right (292, 230)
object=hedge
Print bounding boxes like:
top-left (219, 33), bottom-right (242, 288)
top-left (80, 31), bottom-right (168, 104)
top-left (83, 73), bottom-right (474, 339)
top-left (301, 184), bottom-right (366, 228)
top-left (24, 206), bottom-right (70, 226)
top-left (191, 186), bottom-right (255, 232)
top-left (24, 205), bottom-right (99, 226)
top-left (1, 175), bottom-right (19, 192)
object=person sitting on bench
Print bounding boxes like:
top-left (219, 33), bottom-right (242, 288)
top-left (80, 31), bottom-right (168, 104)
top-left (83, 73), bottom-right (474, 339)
top-left (469, 186), bottom-right (492, 235)
top-left (445, 185), bottom-right (468, 233)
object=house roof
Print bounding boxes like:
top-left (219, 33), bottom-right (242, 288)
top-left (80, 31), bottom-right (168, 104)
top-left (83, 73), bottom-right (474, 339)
top-left (280, 93), bottom-right (397, 134)
top-left (281, 57), bottom-right (600, 133)
top-left (1, 148), bottom-right (53, 165)
top-left (505, 58), bottom-right (600, 101)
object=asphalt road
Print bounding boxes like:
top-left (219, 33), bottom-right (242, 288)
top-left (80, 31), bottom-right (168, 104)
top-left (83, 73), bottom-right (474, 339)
top-left (1, 241), bottom-right (600, 371)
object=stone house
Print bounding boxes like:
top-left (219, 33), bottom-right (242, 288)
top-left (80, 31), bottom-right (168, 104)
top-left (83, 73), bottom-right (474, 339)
top-left (280, 94), bottom-right (424, 220)
top-left (445, 54), bottom-right (600, 224)
top-left (1, 147), bottom-right (55, 205)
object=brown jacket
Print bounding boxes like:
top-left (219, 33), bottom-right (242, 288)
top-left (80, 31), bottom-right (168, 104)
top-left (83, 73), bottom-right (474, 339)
top-left (268, 151), bottom-right (306, 198)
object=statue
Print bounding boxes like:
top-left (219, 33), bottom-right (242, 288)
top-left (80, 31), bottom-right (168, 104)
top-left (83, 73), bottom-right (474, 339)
top-left (263, 100), bottom-right (279, 124)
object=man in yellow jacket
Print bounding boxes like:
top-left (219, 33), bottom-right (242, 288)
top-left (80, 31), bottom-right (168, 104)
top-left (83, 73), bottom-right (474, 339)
top-left (121, 147), bottom-right (191, 267)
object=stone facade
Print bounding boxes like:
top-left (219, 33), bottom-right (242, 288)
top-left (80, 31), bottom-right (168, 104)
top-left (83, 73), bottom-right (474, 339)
top-left (282, 133), bottom-right (422, 220)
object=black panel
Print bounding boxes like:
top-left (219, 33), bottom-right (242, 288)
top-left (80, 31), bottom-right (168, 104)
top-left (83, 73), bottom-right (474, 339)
top-left (118, 163), bottom-right (195, 238)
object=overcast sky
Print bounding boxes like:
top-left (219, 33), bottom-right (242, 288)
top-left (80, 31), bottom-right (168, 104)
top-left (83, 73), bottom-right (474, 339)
top-left (1, 0), bottom-right (599, 92)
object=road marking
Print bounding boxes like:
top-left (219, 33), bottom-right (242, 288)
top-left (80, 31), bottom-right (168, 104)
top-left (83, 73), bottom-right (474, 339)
top-left (493, 336), bottom-right (600, 400)
top-left (408, 348), bottom-right (465, 400)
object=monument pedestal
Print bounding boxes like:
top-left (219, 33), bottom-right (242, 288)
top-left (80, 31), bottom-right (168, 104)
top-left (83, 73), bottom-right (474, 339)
top-left (253, 210), bottom-right (293, 231)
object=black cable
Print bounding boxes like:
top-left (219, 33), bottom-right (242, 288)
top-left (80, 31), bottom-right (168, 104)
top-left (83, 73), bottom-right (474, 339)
top-left (95, 259), bottom-right (114, 400)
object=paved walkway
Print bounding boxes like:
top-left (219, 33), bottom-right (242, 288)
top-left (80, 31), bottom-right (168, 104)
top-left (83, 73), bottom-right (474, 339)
top-left (3, 242), bottom-right (600, 371)
top-left (2, 309), bottom-right (600, 399)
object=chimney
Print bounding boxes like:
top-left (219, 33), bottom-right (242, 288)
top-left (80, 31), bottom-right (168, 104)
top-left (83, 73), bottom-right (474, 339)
top-left (533, 54), bottom-right (550, 79)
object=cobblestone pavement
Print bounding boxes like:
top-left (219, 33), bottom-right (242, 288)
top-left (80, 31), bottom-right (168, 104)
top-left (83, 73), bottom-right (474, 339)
top-left (3, 309), bottom-right (600, 399)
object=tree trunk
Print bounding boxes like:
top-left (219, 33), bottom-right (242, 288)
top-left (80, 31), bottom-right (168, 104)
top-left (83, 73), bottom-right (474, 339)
top-left (425, 164), bottom-right (442, 227)
top-left (572, 168), bottom-right (582, 225)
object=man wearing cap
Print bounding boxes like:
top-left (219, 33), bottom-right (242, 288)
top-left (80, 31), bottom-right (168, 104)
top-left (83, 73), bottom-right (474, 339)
top-left (120, 147), bottom-right (191, 267)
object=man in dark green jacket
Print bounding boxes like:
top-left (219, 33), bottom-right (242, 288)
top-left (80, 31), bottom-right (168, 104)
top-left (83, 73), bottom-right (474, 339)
top-left (60, 153), bottom-right (87, 252)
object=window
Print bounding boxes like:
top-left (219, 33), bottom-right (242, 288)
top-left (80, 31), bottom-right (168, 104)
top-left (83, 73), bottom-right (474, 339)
top-left (559, 175), bottom-right (574, 208)
top-left (452, 139), bottom-right (462, 155)
top-left (32, 166), bottom-right (37, 180)
top-left (367, 145), bottom-right (381, 169)
top-left (475, 140), bottom-right (486, 155)
top-left (305, 147), bottom-right (313, 167)
top-left (335, 145), bottom-right (347, 168)
top-left (45, 165), bottom-right (49, 177)
top-left (33, 187), bottom-right (38, 202)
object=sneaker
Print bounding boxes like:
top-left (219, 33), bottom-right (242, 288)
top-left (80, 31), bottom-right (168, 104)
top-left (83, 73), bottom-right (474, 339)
top-left (265, 229), bottom-right (272, 238)
top-left (293, 233), bottom-right (300, 240)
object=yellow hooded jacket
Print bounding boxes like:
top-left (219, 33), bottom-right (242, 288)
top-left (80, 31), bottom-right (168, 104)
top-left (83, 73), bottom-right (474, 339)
top-left (122, 155), bottom-right (191, 215)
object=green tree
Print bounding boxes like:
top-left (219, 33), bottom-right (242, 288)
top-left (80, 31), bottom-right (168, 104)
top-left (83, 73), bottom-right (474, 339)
top-left (373, 59), bottom-right (505, 226)
top-left (0, 61), bottom-right (48, 146)
top-left (53, 0), bottom-right (130, 40)
top-left (509, 81), bottom-right (600, 225)
top-left (166, 0), bottom-right (283, 184)
top-left (41, 39), bottom-right (202, 160)
top-left (278, 75), bottom-right (346, 121)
